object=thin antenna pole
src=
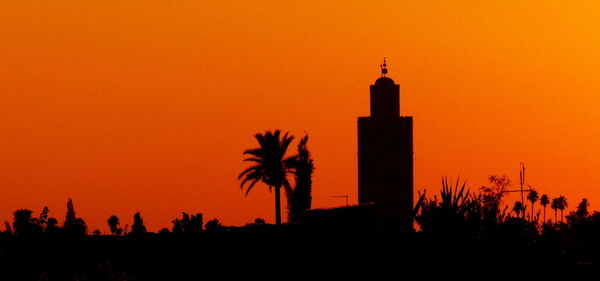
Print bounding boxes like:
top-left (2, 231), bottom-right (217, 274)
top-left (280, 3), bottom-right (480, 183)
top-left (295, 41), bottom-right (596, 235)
top-left (520, 163), bottom-right (526, 219)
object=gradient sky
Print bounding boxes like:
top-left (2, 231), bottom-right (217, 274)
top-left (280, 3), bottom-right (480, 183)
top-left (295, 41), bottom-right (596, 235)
top-left (2, 1), bottom-right (600, 232)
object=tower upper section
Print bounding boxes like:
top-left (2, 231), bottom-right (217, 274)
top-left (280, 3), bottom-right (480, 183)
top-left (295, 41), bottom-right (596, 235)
top-left (369, 76), bottom-right (400, 118)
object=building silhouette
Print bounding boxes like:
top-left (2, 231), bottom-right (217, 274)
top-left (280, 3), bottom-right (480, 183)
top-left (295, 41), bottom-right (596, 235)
top-left (358, 59), bottom-right (414, 231)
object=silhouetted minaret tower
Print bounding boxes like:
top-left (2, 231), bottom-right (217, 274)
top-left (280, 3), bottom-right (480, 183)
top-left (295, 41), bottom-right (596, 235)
top-left (358, 59), bottom-right (414, 231)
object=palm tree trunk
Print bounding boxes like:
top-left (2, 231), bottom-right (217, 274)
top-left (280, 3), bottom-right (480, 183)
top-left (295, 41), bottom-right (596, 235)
top-left (275, 185), bottom-right (281, 225)
top-left (561, 210), bottom-right (564, 223)
top-left (554, 210), bottom-right (557, 223)
top-left (543, 207), bottom-right (546, 223)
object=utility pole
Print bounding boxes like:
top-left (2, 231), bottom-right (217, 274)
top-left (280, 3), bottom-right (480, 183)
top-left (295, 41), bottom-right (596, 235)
top-left (520, 162), bottom-right (525, 206)
top-left (504, 163), bottom-right (532, 220)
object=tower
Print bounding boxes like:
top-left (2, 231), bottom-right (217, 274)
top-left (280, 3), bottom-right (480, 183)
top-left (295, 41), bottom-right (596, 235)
top-left (357, 59), bottom-right (414, 231)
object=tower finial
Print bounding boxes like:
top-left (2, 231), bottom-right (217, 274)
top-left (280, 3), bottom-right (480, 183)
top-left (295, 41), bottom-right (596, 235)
top-left (380, 58), bottom-right (388, 77)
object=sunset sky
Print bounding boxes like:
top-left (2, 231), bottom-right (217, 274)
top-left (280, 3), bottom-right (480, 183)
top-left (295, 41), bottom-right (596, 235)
top-left (2, 1), bottom-right (600, 232)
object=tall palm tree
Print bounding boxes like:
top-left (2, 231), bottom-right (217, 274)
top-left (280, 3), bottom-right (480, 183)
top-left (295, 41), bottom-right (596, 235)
top-left (551, 197), bottom-right (560, 223)
top-left (557, 196), bottom-right (568, 222)
top-left (540, 194), bottom-right (549, 223)
top-left (527, 190), bottom-right (539, 222)
top-left (238, 130), bottom-right (297, 225)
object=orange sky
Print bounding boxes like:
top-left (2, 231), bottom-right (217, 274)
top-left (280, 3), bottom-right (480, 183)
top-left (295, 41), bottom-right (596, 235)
top-left (2, 1), bottom-right (600, 232)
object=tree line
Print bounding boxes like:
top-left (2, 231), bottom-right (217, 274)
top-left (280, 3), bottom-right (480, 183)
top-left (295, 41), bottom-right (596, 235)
top-left (415, 175), bottom-right (598, 241)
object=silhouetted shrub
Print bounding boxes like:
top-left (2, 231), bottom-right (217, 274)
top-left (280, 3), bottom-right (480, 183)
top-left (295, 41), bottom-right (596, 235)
top-left (63, 198), bottom-right (87, 236)
top-left (131, 212), bottom-right (147, 236)
top-left (13, 209), bottom-right (42, 237)
top-left (205, 219), bottom-right (223, 232)
top-left (158, 228), bottom-right (170, 235)
top-left (172, 212), bottom-right (203, 234)
top-left (107, 215), bottom-right (122, 236)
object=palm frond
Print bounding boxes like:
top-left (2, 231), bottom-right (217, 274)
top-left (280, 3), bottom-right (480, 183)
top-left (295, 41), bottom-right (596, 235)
top-left (243, 157), bottom-right (264, 163)
top-left (243, 148), bottom-right (263, 157)
top-left (240, 169), bottom-right (263, 188)
top-left (283, 154), bottom-right (299, 168)
top-left (238, 164), bottom-right (260, 180)
top-left (244, 178), bottom-right (261, 196)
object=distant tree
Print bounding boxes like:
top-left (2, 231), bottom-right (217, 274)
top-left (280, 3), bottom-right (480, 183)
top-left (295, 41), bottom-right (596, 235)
top-left (288, 134), bottom-right (314, 223)
top-left (65, 198), bottom-right (76, 226)
top-left (481, 175), bottom-right (511, 197)
top-left (205, 218), bottom-right (223, 232)
top-left (172, 218), bottom-right (183, 234)
top-left (245, 217), bottom-right (267, 228)
top-left (238, 130), bottom-right (297, 225)
top-left (63, 198), bottom-right (87, 236)
top-left (46, 218), bottom-right (59, 234)
top-left (480, 175), bottom-right (511, 222)
top-left (253, 218), bottom-right (266, 225)
top-left (107, 215), bottom-right (122, 236)
top-left (183, 213), bottom-right (203, 233)
top-left (513, 201), bottom-right (525, 218)
top-left (39, 206), bottom-right (49, 226)
top-left (172, 212), bottom-right (203, 234)
top-left (4, 221), bottom-right (12, 235)
top-left (158, 228), bottom-right (170, 235)
top-left (567, 198), bottom-right (590, 226)
top-left (527, 190), bottom-right (539, 222)
top-left (551, 197), bottom-right (560, 223)
top-left (92, 229), bottom-right (101, 235)
top-left (575, 198), bottom-right (589, 218)
top-left (131, 212), bottom-right (147, 235)
top-left (13, 209), bottom-right (40, 237)
top-left (540, 194), bottom-right (550, 223)
top-left (76, 218), bottom-right (88, 235)
top-left (557, 196), bottom-right (568, 222)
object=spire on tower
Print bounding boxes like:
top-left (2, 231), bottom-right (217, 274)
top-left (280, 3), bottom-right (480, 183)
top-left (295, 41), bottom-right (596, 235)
top-left (380, 58), bottom-right (388, 77)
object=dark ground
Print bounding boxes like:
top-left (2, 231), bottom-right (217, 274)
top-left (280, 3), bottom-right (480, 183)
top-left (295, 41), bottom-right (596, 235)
top-left (0, 227), bottom-right (596, 280)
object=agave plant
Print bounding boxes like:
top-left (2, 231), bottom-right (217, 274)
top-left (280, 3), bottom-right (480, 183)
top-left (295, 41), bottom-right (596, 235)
top-left (440, 176), bottom-right (476, 216)
top-left (416, 177), bottom-right (480, 235)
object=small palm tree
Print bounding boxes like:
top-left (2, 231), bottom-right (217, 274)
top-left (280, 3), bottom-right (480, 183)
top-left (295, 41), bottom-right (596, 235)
top-left (513, 201), bottom-right (524, 218)
top-left (540, 194), bottom-right (549, 223)
top-left (527, 190), bottom-right (539, 222)
top-left (238, 130), bottom-right (297, 225)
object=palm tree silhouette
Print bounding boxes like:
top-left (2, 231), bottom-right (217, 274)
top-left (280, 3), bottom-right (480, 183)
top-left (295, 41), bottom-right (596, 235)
top-left (513, 201), bottom-right (524, 218)
top-left (540, 194), bottom-right (549, 223)
top-left (238, 130), bottom-right (297, 225)
top-left (557, 196), bottom-right (568, 222)
top-left (527, 190), bottom-right (539, 222)
top-left (551, 197), bottom-right (560, 223)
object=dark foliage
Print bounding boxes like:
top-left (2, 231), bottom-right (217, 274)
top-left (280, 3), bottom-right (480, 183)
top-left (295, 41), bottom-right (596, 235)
top-left (131, 212), bottom-right (147, 236)
top-left (172, 212), bottom-right (203, 234)
top-left (205, 218), bottom-right (223, 232)
top-left (63, 198), bottom-right (87, 236)
top-left (13, 209), bottom-right (42, 237)
top-left (107, 215), bottom-right (122, 236)
top-left (288, 134), bottom-right (314, 223)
